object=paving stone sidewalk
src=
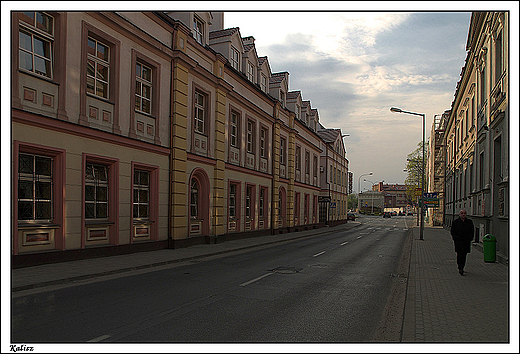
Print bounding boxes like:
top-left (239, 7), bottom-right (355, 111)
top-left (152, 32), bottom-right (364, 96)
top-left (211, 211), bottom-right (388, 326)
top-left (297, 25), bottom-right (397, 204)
top-left (401, 225), bottom-right (510, 343)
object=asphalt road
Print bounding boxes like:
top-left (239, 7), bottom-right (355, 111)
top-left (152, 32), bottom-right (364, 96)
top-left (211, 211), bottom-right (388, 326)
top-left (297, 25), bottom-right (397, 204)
top-left (12, 215), bottom-right (413, 343)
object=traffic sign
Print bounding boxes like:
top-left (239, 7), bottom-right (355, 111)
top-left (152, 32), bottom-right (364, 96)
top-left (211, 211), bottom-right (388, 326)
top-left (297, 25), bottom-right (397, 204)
top-left (422, 192), bottom-right (439, 207)
top-left (318, 196), bottom-right (331, 203)
top-left (330, 202), bottom-right (337, 208)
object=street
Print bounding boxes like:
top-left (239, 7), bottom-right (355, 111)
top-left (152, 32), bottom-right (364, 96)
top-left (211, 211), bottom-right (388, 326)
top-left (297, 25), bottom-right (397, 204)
top-left (12, 215), bottom-right (412, 343)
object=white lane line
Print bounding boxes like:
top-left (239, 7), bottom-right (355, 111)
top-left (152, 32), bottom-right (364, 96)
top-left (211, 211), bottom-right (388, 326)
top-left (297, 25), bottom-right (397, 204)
top-left (341, 241), bottom-right (349, 246)
top-left (313, 251), bottom-right (326, 257)
top-left (239, 273), bottom-right (274, 287)
top-left (87, 334), bottom-right (112, 342)
top-left (357, 236), bottom-right (362, 239)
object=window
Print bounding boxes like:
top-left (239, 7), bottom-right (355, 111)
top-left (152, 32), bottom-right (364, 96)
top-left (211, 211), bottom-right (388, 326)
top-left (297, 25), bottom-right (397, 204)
top-left (246, 185), bottom-right (252, 219)
top-left (313, 155), bottom-right (318, 182)
top-left (133, 170), bottom-right (150, 220)
top-left (85, 163), bottom-right (109, 219)
top-left (231, 47), bottom-right (239, 70)
top-left (280, 91), bottom-right (285, 107)
top-left (87, 37), bottom-right (110, 99)
top-left (247, 61), bottom-right (254, 82)
top-left (260, 127), bottom-right (267, 158)
top-left (295, 145), bottom-right (301, 171)
top-left (495, 30), bottom-right (503, 84)
top-left (280, 137), bottom-right (287, 165)
top-left (230, 111), bottom-right (239, 147)
top-left (295, 104), bottom-right (300, 120)
top-left (229, 183), bottom-right (237, 218)
top-left (18, 154), bottom-right (53, 221)
top-left (261, 74), bottom-right (267, 92)
top-left (305, 151), bottom-right (310, 177)
top-left (259, 187), bottom-right (267, 218)
top-left (19, 12), bottom-right (54, 78)
top-left (135, 62), bottom-right (152, 114)
top-left (471, 97), bottom-right (475, 127)
top-left (190, 179), bottom-right (199, 219)
top-left (247, 120), bottom-right (255, 153)
top-left (194, 91), bottom-right (205, 134)
top-left (193, 16), bottom-right (204, 44)
top-left (480, 62), bottom-right (486, 107)
top-left (330, 165), bottom-right (333, 182)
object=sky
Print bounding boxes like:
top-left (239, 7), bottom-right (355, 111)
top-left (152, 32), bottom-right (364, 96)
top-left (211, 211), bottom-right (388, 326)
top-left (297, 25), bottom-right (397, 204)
top-left (224, 10), bottom-right (471, 192)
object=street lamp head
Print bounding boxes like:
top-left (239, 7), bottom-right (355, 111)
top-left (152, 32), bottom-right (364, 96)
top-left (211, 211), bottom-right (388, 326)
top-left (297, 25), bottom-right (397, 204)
top-left (390, 107), bottom-right (402, 113)
top-left (341, 134), bottom-right (350, 138)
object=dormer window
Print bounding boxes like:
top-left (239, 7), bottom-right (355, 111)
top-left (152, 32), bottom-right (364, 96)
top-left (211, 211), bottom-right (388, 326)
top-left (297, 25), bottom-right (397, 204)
top-left (193, 16), bottom-right (204, 44)
top-left (280, 91), bottom-right (285, 107)
top-left (231, 47), bottom-right (239, 70)
top-left (247, 61), bottom-right (254, 82)
top-left (261, 74), bottom-right (267, 92)
top-left (295, 104), bottom-right (300, 120)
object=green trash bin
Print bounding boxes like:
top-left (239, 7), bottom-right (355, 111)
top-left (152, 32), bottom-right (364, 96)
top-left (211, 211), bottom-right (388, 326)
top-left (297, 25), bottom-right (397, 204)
top-left (483, 234), bottom-right (497, 262)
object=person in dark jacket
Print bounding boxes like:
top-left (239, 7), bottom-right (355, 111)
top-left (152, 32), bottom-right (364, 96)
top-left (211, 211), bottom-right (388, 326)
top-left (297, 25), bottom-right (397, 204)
top-left (450, 209), bottom-right (474, 275)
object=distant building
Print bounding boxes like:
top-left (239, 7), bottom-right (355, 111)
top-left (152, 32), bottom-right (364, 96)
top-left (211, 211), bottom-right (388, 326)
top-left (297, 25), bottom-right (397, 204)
top-left (373, 183), bottom-right (409, 211)
top-left (358, 191), bottom-right (384, 214)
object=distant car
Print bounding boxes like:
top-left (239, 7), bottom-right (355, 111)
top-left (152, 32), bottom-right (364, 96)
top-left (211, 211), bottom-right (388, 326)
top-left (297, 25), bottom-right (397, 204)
top-left (383, 212), bottom-right (391, 218)
top-left (407, 212), bottom-right (413, 216)
top-left (398, 212), bottom-right (404, 216)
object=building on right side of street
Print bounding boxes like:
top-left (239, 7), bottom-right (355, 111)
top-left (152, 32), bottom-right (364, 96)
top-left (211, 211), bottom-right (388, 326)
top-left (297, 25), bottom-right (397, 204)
top-left (443, 12), bottom-right (509, 262)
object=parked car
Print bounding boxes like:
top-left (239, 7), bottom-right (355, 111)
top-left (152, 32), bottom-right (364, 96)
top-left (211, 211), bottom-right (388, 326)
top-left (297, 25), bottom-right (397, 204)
top-left (347, 213), bottom-right (356, 221)
top-left (391, 211), bottom-right (397, 216)
top-left (398, 212), bottom-right (404, 216)
top-left (383, 212), bottom-right (391, 218)
top-left (407, 212), bottom-right (413, 216)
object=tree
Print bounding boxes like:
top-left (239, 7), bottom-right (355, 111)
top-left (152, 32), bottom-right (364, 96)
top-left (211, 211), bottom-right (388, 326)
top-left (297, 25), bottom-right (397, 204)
top-left (404, 141), bottom-right (427, 205)
top-left (347, 194), bottom-right (358, 211)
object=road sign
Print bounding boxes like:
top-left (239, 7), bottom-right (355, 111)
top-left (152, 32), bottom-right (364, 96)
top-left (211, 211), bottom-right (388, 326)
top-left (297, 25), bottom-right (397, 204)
top-left (330, 202), bottom-right (337, 208)
top-left (422, 192), bottom-right (439, 207)
top-left (318, 196), bottom-right (331, 203)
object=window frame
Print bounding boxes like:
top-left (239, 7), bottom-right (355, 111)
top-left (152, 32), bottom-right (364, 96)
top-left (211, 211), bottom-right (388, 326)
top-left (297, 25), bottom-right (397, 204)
top-left (280, 137), bottom-right (287, 166)
top-left (246, 119), bottom-right (256, 154)
top-left (295, 145), bottom-right (301, 172)
top-left (13, 142), bottom-right (66, 254)
top-left (18, 12), bottom-right (54, 79)
top-left (86, 36), bottom-right (110, 100)
top-left (82, 153), bottom-right (119, 247)
top-left (193, 15), bottom-right (204, 44)
top-left (247, 61), bottom-right (255, 82)
top-left (230, 46), bottom-right (240, 70)
top-left (135, 62), bottom-right (153, 115)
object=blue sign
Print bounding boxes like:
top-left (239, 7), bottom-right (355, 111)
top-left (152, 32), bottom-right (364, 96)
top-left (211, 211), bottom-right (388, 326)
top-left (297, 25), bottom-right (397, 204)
top-left (330, 202), bottom-right (337, 208)
top-left (423, 192), bottom-right (438, 199)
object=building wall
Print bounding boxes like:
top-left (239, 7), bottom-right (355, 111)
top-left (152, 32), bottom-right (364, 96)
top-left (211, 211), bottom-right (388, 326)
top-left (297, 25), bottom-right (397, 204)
top-left (444, 12), bottom-right (509, 261)
top-left (11, 11), bottom-right (351, 265)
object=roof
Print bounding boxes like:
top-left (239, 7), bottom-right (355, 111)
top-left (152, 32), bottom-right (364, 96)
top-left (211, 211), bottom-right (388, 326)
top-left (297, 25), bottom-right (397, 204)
top-left (287, 91), bottom-right (301, 100)
top-left (317, 128), bottom-right (341, 143)
top-left (209, 27), bottom-right (239, 40)
top-left (269, 72), bottom-right (288, 85)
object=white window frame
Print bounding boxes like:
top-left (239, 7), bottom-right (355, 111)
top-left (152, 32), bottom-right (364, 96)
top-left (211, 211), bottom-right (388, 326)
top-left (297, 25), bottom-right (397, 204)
top-left (247, 61), bottom-right (254, 82)
top-left (135, 62), bottom-right (152, 114)
top-left (193, 16), bottom-right (204, 44)
top-left (231, 47), bottom-right (240, 70)
top-left (87, 37), bottom-right (110, 99)
top-left (194, 91), bottom-right (205, 134)
top-left (18, 12), bottom-right (54, 79)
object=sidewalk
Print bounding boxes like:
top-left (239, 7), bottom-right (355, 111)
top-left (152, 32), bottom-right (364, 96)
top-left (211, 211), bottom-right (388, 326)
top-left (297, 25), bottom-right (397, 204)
top-left (11, 221), bottom-right (361, 292)
top-left (401, 225), bottom-right (510, 343)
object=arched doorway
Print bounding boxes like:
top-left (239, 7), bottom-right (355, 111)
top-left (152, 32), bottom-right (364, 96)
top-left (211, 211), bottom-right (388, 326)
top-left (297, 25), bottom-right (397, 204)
top-left (189, 168), bottom-right (210, 236)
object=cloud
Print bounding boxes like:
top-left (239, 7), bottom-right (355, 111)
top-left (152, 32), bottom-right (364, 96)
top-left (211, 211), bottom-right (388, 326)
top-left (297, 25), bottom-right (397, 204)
top-left (224, 11), bottom-right (472, 187)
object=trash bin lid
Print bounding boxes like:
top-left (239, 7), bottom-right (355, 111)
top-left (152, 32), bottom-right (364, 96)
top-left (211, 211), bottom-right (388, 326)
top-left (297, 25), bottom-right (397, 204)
top-left (483, 234), bottom-right (496, 241)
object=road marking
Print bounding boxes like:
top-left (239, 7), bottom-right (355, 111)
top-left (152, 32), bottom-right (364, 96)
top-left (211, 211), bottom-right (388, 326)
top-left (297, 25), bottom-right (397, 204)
top-left (357, 236), bottom-right (362, 239)
top-left (240, 273), bottom-right (274, 287)
top-left (341, 241), bottom-right (349, 245)
top-left (87, 334), bottom-right (111, 342)
top-left (313, 251), bottom-right (326, 257)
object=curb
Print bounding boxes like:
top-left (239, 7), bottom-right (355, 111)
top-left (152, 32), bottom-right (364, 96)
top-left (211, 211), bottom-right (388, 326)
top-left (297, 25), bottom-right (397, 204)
top-left (12, 222), bottom-right (363, 293)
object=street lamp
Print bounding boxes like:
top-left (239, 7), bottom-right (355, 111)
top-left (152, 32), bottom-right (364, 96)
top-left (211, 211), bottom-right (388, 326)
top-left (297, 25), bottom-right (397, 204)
top-left (391, 107), bottom-right (425, 240)
top-left (357, 172), bottom-right (373, 212)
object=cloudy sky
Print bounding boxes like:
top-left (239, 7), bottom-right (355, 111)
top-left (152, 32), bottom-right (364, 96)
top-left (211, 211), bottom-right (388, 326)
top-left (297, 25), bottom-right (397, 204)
top-left (224, 10), bottom-right (471, 192)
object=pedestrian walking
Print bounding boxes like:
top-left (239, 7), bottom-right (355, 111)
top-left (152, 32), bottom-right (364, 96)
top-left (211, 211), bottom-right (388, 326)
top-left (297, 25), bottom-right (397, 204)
top-left (450, 209), bottom-right (474, 275)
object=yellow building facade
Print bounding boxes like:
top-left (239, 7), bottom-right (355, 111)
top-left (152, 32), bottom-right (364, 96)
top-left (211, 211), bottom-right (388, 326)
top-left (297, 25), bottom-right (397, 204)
top-left (11, 11), bottom-right (350, 266)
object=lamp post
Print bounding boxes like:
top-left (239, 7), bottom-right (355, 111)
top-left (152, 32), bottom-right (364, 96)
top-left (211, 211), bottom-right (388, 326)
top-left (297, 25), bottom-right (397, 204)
top-left (391, 107), bottom-right (425, 240)
top-left (358, 172), bottom-right (373, 213)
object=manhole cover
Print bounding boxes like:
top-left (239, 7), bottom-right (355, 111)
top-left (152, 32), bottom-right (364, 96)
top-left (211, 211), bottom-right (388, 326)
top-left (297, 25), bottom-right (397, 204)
top-left (271, 266), bottom-right (303, 274)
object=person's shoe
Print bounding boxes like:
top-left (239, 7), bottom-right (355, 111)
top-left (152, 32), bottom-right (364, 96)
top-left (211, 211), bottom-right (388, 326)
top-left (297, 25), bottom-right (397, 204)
top-left (459, 269), bottom-right (464, 276)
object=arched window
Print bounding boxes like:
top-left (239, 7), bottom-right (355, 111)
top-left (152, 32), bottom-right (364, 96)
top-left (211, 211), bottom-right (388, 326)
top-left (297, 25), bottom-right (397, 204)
top-left (190, 178), bottom-right (199, 219)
